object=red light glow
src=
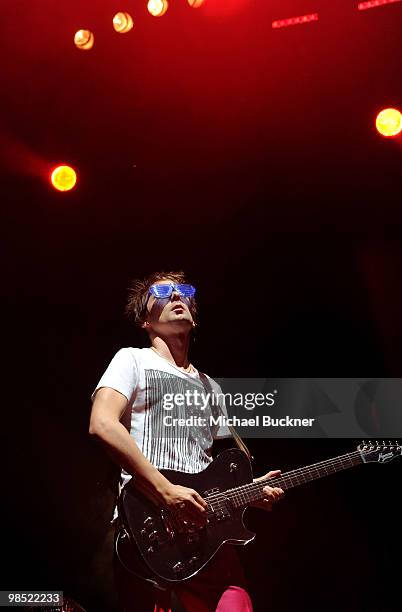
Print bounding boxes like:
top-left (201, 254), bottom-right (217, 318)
top-left (202, 0), bottom-right (251, 18)
top-left (272, 13), bottom-right (319, 29)
top-left (358, 0), bottom-right (401, 10)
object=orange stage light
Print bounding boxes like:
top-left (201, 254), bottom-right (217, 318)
top-left (50, 165), bottom-right (77, 192)
top-left (113, 12), bottom-right (134, 33)
top-left (376, 108), bottom-right (402, 137)
top-left (147, 0), bottom-right (168, 17)
top-left (74, 30), bottom-right (94, 51)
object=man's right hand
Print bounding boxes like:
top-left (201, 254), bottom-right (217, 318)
top-left (159, 483), bottom-right (208, 527)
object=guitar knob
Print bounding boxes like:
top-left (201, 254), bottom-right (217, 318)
top-left (149, 530), bottom-right (159, 542)
top-left (144, 517), bottom-right (154, 528)
top-left (172, 561), bottom-right (184, 575)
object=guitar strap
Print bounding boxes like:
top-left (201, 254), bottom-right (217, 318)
top-left (198, 371), bottom-right (253, 463)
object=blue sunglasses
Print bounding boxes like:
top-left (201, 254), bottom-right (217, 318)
top-left (148, 283), bottom-right (196, 299)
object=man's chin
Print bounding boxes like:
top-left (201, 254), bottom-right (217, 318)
top-left (165, 316), bottom-right (193, 329)
top-left (171, 318), bottom-right (192, 327)
top-left (152, 314), bottom-right (194, 333)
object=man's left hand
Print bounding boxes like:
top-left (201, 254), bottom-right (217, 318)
top-left (251, 470), bottom-right (284, 511)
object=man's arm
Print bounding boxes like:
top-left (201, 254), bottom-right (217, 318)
top-left (89, 387), bottom-right (207, 524)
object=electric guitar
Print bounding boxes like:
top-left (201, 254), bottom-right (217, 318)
top-left (117, 441), bottom-right (401, 583)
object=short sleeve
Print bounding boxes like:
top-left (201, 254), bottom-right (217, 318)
top-left (91, 348), bottom-right (139, 403)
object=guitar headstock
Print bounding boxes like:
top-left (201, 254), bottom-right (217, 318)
top-left (358, 440), bottom-right (401, 463)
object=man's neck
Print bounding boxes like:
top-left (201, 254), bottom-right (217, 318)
top-left (150, 333), bottom-right (191, 368)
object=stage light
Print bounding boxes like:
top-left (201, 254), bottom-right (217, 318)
top-left (358, 0), bottom-right (401, 10)
top-left (376, 108), bottom-right (402, 137)
top-left (74, 30), bottom-right (94, 51)
top-left (113, 12), bottom-right (134, 33)
top-left (188, 0), bottom-right (205, 7)
top-left (50, 165), bottom-right (77, 191)
top-left (272, 13), bottom-right (319, 29)
top-left (147, 0), bottom-right (168, 17)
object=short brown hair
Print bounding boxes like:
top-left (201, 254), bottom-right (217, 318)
top-left (125, 270), bottom-right (198, 327)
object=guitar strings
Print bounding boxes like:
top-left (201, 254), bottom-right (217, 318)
top-left (229, 454), bottom-right (361, 508)
top-left (177, 446), bottom-right (397, 522)
top-left (203, 451), bottom-right (363, 514)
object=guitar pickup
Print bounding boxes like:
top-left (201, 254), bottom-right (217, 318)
top-left (203, 487), bottom-right (220, 496)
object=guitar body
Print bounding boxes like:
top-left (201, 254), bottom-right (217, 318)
top-left (118, 448), bottom-right (255, 583)
top-left (117, 440), bottom-right (401, 584)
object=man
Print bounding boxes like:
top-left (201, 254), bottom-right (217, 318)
top-left (89, 271), bottom-right (284, 612)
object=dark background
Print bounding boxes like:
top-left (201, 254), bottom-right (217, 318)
top-left (1, 1), bottom-right (402, 610)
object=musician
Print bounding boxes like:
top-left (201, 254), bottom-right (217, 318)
top-left (89, 271), bottom-right (284, 612)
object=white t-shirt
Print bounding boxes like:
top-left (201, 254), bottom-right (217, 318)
top-left (92, 347), bottom-right (230, 491)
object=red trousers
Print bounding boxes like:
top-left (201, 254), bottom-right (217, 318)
top-left (114, 540), bottom-right (253, 612)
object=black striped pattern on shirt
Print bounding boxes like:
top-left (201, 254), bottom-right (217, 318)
top-left (141, 370), bottom-right (215, 473)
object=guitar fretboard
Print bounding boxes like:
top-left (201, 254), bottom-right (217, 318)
top-left (208, 451), bottom-right (363, 510)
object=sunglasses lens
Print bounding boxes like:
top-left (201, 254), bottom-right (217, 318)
top-left (150, 284), bottom-right (172, 298)
top-left (177, 284), bottom-right (196, 297)
top-left (149, 283), bottom-right (195, 299)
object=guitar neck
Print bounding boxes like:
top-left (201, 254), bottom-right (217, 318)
top-left (226, 451), bottom-right (364, 508)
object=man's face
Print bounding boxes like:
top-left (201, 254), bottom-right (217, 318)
top-left (143, 279), bottom-right (195, 335)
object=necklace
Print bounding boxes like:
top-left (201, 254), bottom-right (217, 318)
top-left (150, 346), bottom-right (194, 374)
